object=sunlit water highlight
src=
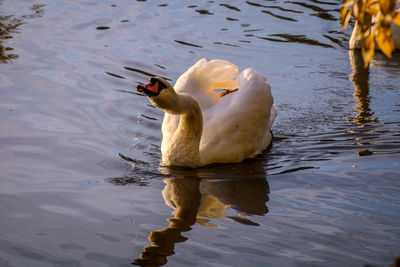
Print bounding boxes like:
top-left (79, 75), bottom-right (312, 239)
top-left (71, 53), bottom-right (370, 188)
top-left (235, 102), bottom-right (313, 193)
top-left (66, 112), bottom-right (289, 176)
top-left (0, 0), bottom-right (399, 266)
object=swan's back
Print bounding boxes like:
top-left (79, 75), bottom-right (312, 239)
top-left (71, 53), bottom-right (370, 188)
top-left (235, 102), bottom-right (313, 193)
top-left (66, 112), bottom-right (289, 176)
top-left (161, 59), bottom-right (275, 166)
top-left (200, 66), bottom-right (274, 165)
top-left (174, 58), bottom-right (239, 109)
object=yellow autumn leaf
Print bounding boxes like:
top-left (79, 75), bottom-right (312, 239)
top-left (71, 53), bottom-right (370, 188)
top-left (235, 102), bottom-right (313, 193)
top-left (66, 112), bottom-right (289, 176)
top-left (340, 0), bottom-right (355, 29)
top-left (377, 25), bottom-right (394, 57)
top-left (340, 8), bottom-right (352, 29)
top-left (379, 0), bottom-right (396, 15)
top-left (341, 0), bottom-right (354, 11)
top-left (366, 0), bottom-right (379, 7)
top-left (361, 34), bottom-right (376, 67)
top-left (366, 2), bottom-right (381, 16)
top-left (393, 12), bottom-right (400, 25)
top-left (355, 0), bottom-right (365, 23)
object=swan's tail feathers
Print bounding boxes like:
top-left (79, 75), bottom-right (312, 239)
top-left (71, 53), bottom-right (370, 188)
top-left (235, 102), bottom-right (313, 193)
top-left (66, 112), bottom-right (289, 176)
top-left (269, 104), bottom-right (277, 130)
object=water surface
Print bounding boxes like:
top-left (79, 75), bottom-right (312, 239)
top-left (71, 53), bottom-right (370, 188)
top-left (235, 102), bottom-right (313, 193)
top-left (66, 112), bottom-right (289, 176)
top-left (1, 0), bottom-right (399, 266)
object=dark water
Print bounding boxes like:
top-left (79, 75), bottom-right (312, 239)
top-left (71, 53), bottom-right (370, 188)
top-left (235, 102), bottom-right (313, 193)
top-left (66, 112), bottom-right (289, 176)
top-left (1, 0), bottom-right (400, 266)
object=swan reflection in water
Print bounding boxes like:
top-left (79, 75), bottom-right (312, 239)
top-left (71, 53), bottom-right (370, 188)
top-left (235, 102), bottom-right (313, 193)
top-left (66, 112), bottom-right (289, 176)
top-left (132, 163), bottom-right (270, 266)
top-left (348, 47), bottom-right (400, 125)
top-left (348, 49), bottom-right (374, 125)
top-left (347, 49), bottom-right (400, 157)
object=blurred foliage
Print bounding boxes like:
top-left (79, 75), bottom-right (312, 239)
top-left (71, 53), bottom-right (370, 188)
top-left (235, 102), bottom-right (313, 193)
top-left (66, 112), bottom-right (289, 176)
top-left (0, 3), bottom-right (45, 63)
top-left (340, 0), bottom-right (400, 67)
top-left (0, 15), bottom-right (22, 62)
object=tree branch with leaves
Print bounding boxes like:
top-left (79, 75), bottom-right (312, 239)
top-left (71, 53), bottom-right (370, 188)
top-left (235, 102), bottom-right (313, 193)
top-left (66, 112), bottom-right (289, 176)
top-left (340, 0), bottom-right (400, 67)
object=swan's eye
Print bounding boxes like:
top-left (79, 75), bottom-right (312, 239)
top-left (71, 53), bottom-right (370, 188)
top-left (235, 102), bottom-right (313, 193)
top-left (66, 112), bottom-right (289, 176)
top-left (149, 78), bottom-right (158, 85)
top-left (150, 78), bottom-right (166, 90)
top-left (149, 78), bottom-right (167, 91)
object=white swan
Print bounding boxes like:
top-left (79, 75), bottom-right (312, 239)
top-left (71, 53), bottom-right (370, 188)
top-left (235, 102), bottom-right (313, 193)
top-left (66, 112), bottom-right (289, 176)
top-left (350, 1), bottom-right (400, 49)
top-left (137, 59), bottom-right (276, 168)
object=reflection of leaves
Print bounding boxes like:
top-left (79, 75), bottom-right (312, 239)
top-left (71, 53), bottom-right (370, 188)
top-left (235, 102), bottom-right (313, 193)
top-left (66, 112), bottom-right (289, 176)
top-left (22, 4), bottom-right (46, 19)
top-left (0, 4), bottom-right (46, 63)
top-left (0, 15), bottom-right (23, 62)
top-left (340, 0), bottom-right (399, 67)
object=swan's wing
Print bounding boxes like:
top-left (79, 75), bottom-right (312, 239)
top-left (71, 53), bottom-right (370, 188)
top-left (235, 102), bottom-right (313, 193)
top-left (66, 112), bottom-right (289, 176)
top-left (200, 68), bottom-right (275, 165)
top-left (162, 59), bottom-right (240, 154)
top-left (174, 58), bottom-right (239, 109)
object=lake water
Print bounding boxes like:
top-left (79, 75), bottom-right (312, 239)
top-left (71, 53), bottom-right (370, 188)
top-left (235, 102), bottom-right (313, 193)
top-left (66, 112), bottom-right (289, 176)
top-left (1, 0), bottom-right (400, 266)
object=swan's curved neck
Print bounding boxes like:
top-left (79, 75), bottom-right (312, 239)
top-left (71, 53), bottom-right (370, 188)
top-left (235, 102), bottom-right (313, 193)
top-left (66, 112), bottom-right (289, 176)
top-left (159, 93), bottom-right (203, 168)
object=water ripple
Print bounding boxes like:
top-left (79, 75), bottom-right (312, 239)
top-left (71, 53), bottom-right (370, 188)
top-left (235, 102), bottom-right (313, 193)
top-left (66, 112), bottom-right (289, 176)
top-left (257, 34), bottom-right (334, 48)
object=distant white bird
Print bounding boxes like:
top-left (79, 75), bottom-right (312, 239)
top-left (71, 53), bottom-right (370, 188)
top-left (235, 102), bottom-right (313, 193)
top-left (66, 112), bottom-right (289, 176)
top-left (137, 59), bottom-right (276, 168)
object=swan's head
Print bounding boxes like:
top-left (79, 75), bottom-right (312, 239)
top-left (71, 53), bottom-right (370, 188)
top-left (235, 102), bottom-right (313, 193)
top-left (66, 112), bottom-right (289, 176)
top-left (136, 77), bottom-right (177, 111)
top-left (136, 77), bottom-right (169, 97)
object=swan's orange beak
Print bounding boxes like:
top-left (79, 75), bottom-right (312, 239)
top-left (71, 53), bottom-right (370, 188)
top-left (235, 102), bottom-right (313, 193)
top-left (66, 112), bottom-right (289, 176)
top-left (136, 82), bottom-right (160, 96)
top-left (145, 81), bottom-right (159, 94)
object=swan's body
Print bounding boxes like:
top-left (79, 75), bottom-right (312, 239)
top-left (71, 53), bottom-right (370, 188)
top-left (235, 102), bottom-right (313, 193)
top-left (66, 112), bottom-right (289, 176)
top-left (350, 1), bottom-right (400, 49)
top-left (137, 59), bottom-right (276, 168)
